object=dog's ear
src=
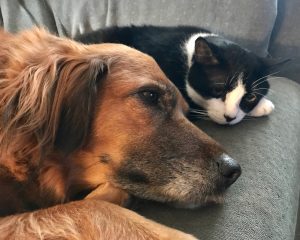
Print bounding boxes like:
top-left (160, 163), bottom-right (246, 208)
top-left (194, 37), bottom-right (219, 65)
top-left (53, 57), bottom-right (108, 154)
top-left (0, 54), bottom-right (108, 156)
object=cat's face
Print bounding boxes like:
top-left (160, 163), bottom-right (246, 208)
top-left (186, 35), bottom-right (273, 125)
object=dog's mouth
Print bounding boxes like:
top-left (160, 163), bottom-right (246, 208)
top-left (114, 167), bottom-right (232, 209)
top-left (115, 148), bottom-right (240, 209)
top-left (126, 192), bottom-right (225, 211)
top-left (168, 193), bottom-right (225, 209)
top-left (121, 182), bottom-right (227, 210)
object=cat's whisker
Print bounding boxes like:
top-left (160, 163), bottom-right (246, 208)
top-left (176, 87), bottom-right (186, 90)
top-left (189, 110), bottom-right (209, 116)
top-left (189, 112), bottom-right (210, 117)
top-left (243, 115), bottom-right (256, 119)
top-left (251, 71), bottom-right (280, 87)
top-left (266, 76), bottom-right (282, 81)
top-left (190, 115), bottom-right (209, 118)
top-left (251, 76), bottom-right (266, 87)
top-left (189, 109), bottom-right (208, 113)
top-left (193, 116), bottom-right (211, 121)
top-left (189, 113), bottom-right (209, 117)
top-left (189, 108), bottom-right (208, 113)
top-left (251, 78), bottom-right (270, 89)
top-left (227, 71), bottom-right (240, 86)
top-left (226, 71), bottom-right (235, 87)
top-left (252, 92), bottom-right (268, 97)
top-left (252, 87), bottom-right (275, 94)
top-left (242, 118), bottom-right (257, 121)
top-left (190, 113), bottom-right (208, 116)
top-left (253, 87), bottom-right (273, 91)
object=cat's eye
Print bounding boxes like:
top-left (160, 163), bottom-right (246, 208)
top-left (213, 87), bottom-right (224, 97)
top-left (245, 93), bottom-right (257, 102)
top-left (138, 90), bottom-right (160, 105)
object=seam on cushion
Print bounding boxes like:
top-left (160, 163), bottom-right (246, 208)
top-left (39, 0), bottom-right (59, 36)
top-left (18, 0), bottom-right (39, 26)
top-left (268, 0), bottom-right (286, 57)
top-left (105, 0), bottom-right (111, 27)
top-left (0, 5), bottom-right (3, 27)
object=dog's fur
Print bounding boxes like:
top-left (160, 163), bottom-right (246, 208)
top-left (0, 28), bottom-right (239, 239)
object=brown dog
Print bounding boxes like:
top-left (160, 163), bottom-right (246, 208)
top-left (0, 28), bottom-right (241, 239)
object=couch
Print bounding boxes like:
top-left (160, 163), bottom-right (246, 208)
top-left (0, 0), bottom-right (299, 239)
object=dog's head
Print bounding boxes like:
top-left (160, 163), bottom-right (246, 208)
top-left (0, 28), bottom-right (241, 209)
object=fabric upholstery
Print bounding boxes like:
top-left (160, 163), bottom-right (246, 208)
top-left (268, 0), bottom-right (300, 83)
top-left (0, 0), bottom-right (276, 56)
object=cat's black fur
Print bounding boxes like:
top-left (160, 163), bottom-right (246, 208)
top-left (77, 26), bottom-right (202, 95)
top-left (76, 26), bottom-right (285, 124)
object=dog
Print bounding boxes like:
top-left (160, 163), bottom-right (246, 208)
top-left (0, 28), bottom-right (241, 239)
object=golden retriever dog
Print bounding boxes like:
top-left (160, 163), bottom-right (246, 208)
top-left (0, 28), bottom-right (241, 239)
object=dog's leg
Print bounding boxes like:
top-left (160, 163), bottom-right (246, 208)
top-left (0, 199), bottom-right (198, 240)
top-left (85, 182), bottom-right (130, 206)
top-left (248, 97), bottom-right (275, 117)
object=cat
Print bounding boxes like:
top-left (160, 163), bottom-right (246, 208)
top-left (76, 25), bottom-right (287, 125)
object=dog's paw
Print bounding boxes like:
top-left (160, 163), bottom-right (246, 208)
top-left (248, 98), bottom-right (275, 117)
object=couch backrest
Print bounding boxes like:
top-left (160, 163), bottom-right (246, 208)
top-left (268, 0), bottom-right (300, 82)
top-left (0, 0), bottom-right (299, 81)
top-left (0, 0), bottom-right (277, 57)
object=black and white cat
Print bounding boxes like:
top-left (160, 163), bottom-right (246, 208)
top-left (76, 26), bottom-right (286, 125)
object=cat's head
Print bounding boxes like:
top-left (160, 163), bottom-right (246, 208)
top-left (185, 34), bottom-right (286, 125)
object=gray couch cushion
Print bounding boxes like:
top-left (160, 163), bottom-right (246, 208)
top-left (138, 77), bottom-right (300, 240)
top-left (269, 0), bottom-right (300, 83)
top-left (0, 0), bottom-right (276, 56)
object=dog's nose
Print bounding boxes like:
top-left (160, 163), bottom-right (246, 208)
top-left (217, 154), bottom-right (241, 188)
top-left (224, 114), bottom-right (236, 122)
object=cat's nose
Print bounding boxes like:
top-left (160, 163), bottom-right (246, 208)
top-left (224, 114), bottom-right (236, 122)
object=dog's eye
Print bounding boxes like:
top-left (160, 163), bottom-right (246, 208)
top-left (138, 90), bottom-right (160, 105)
top-left (244, 93), bottom-right (257, 102)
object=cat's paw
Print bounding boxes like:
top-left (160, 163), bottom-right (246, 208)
top-left (248, 98), bottom-right (275, 117)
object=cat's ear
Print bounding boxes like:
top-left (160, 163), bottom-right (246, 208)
top-left (194, 37), bottom-right (219, 65)
top-left (262, 57), bottom-right (292, 71)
